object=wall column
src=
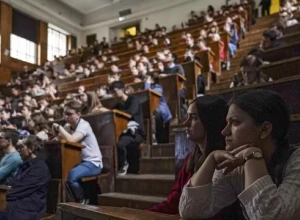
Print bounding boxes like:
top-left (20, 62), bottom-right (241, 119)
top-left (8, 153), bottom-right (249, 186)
top-left (37, 21), bottom-right (48, 65)
top-left (0, 2), bottom-right (13, 84)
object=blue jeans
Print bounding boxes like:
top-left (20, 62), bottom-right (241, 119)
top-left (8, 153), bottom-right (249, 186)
top-left (67, 161), bottom-right (102, 202)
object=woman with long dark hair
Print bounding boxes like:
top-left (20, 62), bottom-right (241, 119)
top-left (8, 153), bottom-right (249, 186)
top-left (179, 90), bottom-right (300, 220)
top-left (148, 95), bottom-right (243, 219)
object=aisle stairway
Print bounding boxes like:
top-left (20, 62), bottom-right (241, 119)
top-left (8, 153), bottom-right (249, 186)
top-left (98, 14), bottom-right (279, 209)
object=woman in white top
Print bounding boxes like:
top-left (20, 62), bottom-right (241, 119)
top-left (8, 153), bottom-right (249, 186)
top-left (179, 90), bottom-right (300, 220)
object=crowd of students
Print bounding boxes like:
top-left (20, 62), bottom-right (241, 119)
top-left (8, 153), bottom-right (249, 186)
top-left (0, 0), bottom-right (299, 219)
top-left (230, 0), bottom-right (299, 88)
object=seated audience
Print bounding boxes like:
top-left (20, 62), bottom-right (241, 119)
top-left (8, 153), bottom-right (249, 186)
top-left (279, 11), bottom-right (299, 27)
top-left (96, 85), bottom-right (112, 99)
top-left (28, 112), bottom-right (52, 141)
top-left (179, 90), bottom-right (300, 220)
top-left (0, 109), bottom-right (12, 126)
top-left (137, 61), bottom-right (150, 81)
top-left (44, 104), bottom-right (63, 121)
top-left (52, 100), bottom-right (103, 204)
top-left (0, 135), bottom-right (50, 220)
top-left (108, 73), bottom-right (121, 84)
top-left (0, 129), bottom-right (22, 185)
top-left (78, 85), bottom-right (85, 95)
top-left (80, 91), bottom-right (107, 114)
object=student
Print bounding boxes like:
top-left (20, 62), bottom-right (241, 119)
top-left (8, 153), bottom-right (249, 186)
top-left (108, 81), bottom-right (145, 175)
top-left (0, 109), bottom-right (12, 126)
top-left (148, 95), bottom-right (244, 219)
top-left (229, 55), bottom-right (272, 88)
top-left (0, 135), bottom-right (50, 220)
top-left (80, 91), bottom-right (107, 115)
top-left (52, 100), bottom-right (102, 204)
top-left (179, 90), bottom-right (300, 220)
top-left (260, 29), bottom-right (284, 51)
top-left (28, 112), bottom-right (52, 141)
top-left (144, 72), bottom-right (172, 143)
top-left (0, 129), bottom-right (22, 185)
top-left (163, 53), bottom-right (185, 77)
top-left (96, 85), bottom-right (112, 99)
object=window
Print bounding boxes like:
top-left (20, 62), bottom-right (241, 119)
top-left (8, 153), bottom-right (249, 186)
top-left (47, 27), bottom-right (67, 61)
top-left (10, 34), bottom-right (36, 64)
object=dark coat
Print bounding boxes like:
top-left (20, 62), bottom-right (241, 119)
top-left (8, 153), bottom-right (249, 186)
top-left (0, 158), bottom-right (50, 220)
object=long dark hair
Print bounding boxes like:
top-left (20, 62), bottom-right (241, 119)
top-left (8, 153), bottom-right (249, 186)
top-left (229, 89), bottom-right (293, 186)
top-left (186, 95), bottom-right (228, 173)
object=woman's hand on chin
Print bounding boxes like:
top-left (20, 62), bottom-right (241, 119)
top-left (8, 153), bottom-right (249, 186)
top-left (216, 144), bottom-right (262, 174)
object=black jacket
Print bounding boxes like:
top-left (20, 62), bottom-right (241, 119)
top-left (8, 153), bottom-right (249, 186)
top-left (1, 158), bottom-right (50, 220)
top-left (113, 95), bottom-right (146, 140)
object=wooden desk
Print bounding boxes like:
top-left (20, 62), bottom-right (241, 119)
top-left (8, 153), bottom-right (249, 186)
top-left (220, 32), bottom-right (231, 62)
top-left (182, 60), bottom-right (202, 100)
top-left (42, 140), bottom-right (84, 205)
top-left (208, 74), bottom-right (300, 115)
top-left (101, 89), bottom-right (161, 145)
top-left (261, 56), bottom-right (300, 80)
top-left (208, 41), bottom-right (222, 80)
top-left (263, 41), bottom-right (300, 63)
top-left (283, 23), bottom-right (300, 35)
top-left (280, 31), bottom-right (300, 45)
top-left (59, 203), bottom-right (183, 220)
top-left (159, 74), bottom-right (186, 119)
top-left (0, 185), bottom-right (10, 211)
top-left (194, 50), bottom-right (214, 90)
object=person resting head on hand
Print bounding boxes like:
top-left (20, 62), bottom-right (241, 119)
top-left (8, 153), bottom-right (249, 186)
top-left (179, 90), bottom-right (300, 220)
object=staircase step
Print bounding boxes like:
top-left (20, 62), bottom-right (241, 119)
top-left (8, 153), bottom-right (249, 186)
top-left (98, 192), bottom-right (166, 209)
top-left (152, 143), bottom-right (175, 157)
top-left (140, 157), bottom-right (175, 174)
top-left (116, 174), bottom-right (175, 196)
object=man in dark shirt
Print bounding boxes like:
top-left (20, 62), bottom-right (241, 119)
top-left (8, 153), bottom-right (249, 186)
top-left (0, 135), bottom-right (50, 220)
top-left (109, 81), bottom-right (145, 175)
top-left (163, 53), bottom-right (185, 76)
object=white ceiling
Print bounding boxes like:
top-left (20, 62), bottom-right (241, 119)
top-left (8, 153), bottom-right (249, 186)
top-left (58, 0), bottom-right (122, 14)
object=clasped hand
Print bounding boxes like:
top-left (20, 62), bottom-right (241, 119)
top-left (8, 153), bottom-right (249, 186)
top-left (211, 144), bottom-right (261, 175)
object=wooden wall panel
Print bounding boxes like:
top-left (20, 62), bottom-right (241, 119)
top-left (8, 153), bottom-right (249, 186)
top-left (38, 21), bottom-right (48, 65)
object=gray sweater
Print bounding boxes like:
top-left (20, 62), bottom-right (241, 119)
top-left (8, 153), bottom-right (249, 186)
top-left (179, 147), bottom-right (300, 220)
